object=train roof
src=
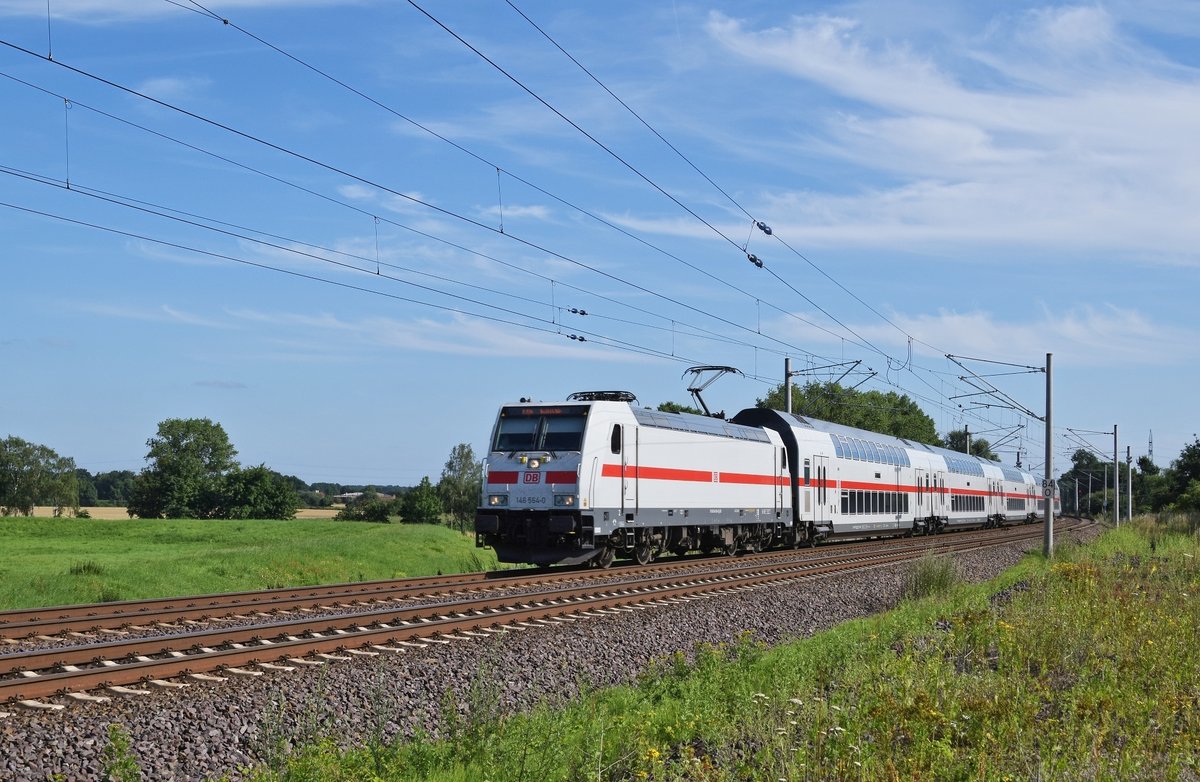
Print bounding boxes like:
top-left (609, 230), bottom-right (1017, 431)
top-left (732, 407), bottom-right (1032, 480)
top-left (631, 406), bottom-right (772, 443)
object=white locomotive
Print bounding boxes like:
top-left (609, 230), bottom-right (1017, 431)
top-left (474, 391), bottom-right (1056, 567)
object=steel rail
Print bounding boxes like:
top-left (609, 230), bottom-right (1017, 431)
top-left (0, 520), bottom-right (1086, 704)
top-left (1, 520), bottom-right (1061, 639)
top-left (0, 519), bottom-right (1072, 639)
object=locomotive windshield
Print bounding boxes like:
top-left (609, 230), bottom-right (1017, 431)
top-left (493, 405), bottom-right (588, 452)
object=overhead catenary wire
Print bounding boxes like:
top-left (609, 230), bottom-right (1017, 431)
top-left (497, 1), bottom-right (1056, 437)
top-left (4, 12), bottom-right (1046, 448)
top-left (162, 3), bottom-right (856, 360)
top-left (166, 0), bottom-right (1019, 435)
top-left (0, 161), bottom-right (786, 360)
top-left (501, 0), bottom-right (907, 365)
top-left (0, 197), bottom-right (726, 369)
top-left (0, 44), bottom-right (830, 365)
top-left (402, 0), bottom-right (903, 365)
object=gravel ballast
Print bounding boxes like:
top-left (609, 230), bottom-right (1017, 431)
top-left (0, 527), bottom-right (1099, 781)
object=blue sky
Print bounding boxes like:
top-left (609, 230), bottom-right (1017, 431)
top-left (2, 0), bottom-right (1196, 486)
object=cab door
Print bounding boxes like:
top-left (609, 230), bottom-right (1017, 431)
top-left (621, 425), bottom-right (638, 517)
top-left (610, 423), bottom-right (635, 520)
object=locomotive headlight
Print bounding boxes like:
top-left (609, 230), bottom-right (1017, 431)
top-left (488, 494), bottom-right (509, 507)
top-left (554, 494), bottom-right (576, 507)
top-left (527, 458), bottom-right (541, 469)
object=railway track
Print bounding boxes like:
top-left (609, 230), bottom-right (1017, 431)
top-left (0, 520), bottom-right (1068, 641)
top-left (0, 518), bottom-right (1087, 708)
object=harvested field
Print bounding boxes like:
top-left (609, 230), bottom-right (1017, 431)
top-left (30, 506), bottom-right (339, 520)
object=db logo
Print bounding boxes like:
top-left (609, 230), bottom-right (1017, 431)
top-left (523, 472), bottom-right (540, 484)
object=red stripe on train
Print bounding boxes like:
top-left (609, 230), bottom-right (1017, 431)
top-left (601, 464), bottom-right (786, 485)
top-left (486, 470), bottom-right (577, 485)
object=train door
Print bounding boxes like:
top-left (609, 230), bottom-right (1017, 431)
top-left (914, 467), bottom-right (927, 519)
top-left (933, 471), bottom-right (947, 521)
top-left (814, 454), bottom-right (829, 525)
top-left (777, 448), bottom-right (787, 516)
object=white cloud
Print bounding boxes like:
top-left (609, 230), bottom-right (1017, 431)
top-left (479, 203), bottom-right (552, 222)
top-left (692, 9), bottom-right (1200, 264)
top-left (226, 308), bottom-right (646, 361)
top-left (770, 304), bottom-right (1198, 369)
top-left (134, 76), bottom-right (211, 103)
top-left (337, 184), bottom-right (376, 201)
top-left (78, 302), bottom-right (233, 329)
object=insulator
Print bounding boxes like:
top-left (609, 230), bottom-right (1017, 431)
top-left (747, 253), bottom-right (763, 268)
top-left (756, 221), bottom-right (772, 235)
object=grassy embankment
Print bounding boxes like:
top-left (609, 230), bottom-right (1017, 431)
top-left (0, 518), bottom-right (497, 610)
top-left (227, 516), bottom-right (1199, 782)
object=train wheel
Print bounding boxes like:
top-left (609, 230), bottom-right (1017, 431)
top-left (633, 542), bottom-right (653, 566)
top-left (595, 546), bottom-right (615, 569)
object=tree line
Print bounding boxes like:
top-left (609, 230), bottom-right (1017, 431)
top-left (0, 418), bottom-right (483, 526)
top-left (1061, 440), bottom-right (1200, 516)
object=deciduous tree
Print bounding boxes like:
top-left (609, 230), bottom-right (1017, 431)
top-left (438, 443), bottom-right (482, 532)
top-left (656, 401), bottom-right (704, 415)
top-left (757, 381), bottom-right (939, 445)
top-left (0, 436), bottom-right (78, 516)
top-left (942, 429), bottom-right (999, 461)
top-left (127, 418), bottom-right (238, 519)
top-left (401, 477), bottom-right (442, 524)
top-left (215, 466), bottom-right (300, 520)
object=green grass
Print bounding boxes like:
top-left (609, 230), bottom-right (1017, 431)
top-left (0, 518), bottom-right (498, 609)
top-left (228, 520), bottom-right (1200, 782)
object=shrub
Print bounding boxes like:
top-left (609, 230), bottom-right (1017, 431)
top-left (335, 498), bottom-right (395, 523)
top-left (903, 553), bottom-right (958, 600)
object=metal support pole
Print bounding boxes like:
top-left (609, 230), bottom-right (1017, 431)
top-left (965, 424), bottom-right (971, 455)
top-left (1043, 352), bottom-right (1054, 558)
top-left (784, 357), bottom-right (792, 414)
top-left (1113, 424), bottom-right (1119, 527)
top-left (1126, 446), bottom-right (1133, 521)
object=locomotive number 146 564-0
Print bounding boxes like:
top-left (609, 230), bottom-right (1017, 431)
top-left (515, 496), bottom-right (548, 505)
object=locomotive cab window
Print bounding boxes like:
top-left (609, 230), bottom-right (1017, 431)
top-left (494, 405), bottom-right (589, 452)
top-left (610, 424), bottom-right (622, 455)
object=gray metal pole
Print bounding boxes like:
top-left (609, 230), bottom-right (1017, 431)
top-left (784, 357), bottom-right (792, 414)
top-left (965, 425), bottom-right (971, 455)
top-left (1044, 352), bottom-right (1054, 557)
top-left (1126, 446), bottom-right (1133, 521)
top-left (1113, 424), bottom-right (1119, 527)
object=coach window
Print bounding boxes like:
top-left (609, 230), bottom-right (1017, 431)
top-left (610, 424), bottom-right (622, 455)
top-left (781, 448), bottom-right (788, 469)
top-left (803, 459), bottom-right (811, 485)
